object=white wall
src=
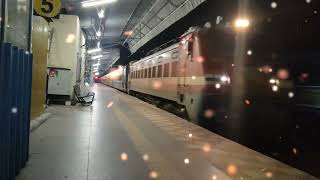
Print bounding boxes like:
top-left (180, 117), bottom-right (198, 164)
top-left (48, 15), bottom-right (82, 97)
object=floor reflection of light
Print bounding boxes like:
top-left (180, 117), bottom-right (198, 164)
top-left (149, 171), bottom-right (159, 179)
top-left (202, 143), bottom-right (211, 152)
top-left (227, 164), bottom-right (237, 176)
top-left (142, 154), bottom-right (149, 161)
top-left (184, 158), bottom-right (190, 164)
top-left (120, 153), bottom-right (128, 161)
top-left (107, 101), bottom-right (114, 108)
top-left (265, 172), bottom-right (273, 178)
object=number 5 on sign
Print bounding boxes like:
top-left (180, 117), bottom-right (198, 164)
top-left (34, 0), bottom-right (61, 18)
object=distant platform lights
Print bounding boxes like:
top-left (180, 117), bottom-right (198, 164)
top-left (82, 0), bottom-right (117, 8)
top-left (92, 54), bottom-right (103, 60)
top-left (88, 48), bottom-right (102, 54)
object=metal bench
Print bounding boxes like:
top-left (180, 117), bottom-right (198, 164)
top-left (73, 85), bottom-right (95, 105)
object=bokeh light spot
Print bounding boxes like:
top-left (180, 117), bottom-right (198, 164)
top-left (265, 171), bottom-right (273, 178)
top-left (202, 143), bottom-right (211, 152)
top-left (271, 2), bottom-right (278, 9)
top-left (288, 92), bottom-right (294, 98)
top-left (149, 171), bottom-right (159, 179)
top-left (227, 164), bottom-right (238, 176)
top-left (11, 107), bottom-right (18, 114)
top-left (204, 109), bottom-right (216, 119)
top-left (143, 154), bottom-right (149, 161)
top-left (184, 158), bottom-right (190, 164)
top-left (107, 101), bottom-right (114, 108)
top-left (245, 99), bottom-right (251, 105)
top-left (277, 69), bottom-right (289, 80)
top-left (120, 152), bottom-right (128, 161)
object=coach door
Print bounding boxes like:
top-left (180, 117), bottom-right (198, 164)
top-left (177, 39), bottom-right (192, 103)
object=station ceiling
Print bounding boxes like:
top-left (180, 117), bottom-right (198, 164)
top-left (60, 0), bottom-right (207, 72)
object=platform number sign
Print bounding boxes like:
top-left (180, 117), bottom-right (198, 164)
top-left (34, 0), bottom-right (61, 18)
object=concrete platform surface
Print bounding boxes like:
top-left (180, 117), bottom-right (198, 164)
top-left (16, 84), bottom-right (317, 180)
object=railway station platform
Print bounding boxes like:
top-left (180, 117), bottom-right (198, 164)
top-left (15, 84), bottom-right (316, 180)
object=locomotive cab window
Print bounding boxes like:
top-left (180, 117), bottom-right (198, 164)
top-left (187, 41), bottom-right (193, 57)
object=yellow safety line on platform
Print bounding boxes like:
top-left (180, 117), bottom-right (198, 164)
top-left (111, 101), bottom-right (185, 180)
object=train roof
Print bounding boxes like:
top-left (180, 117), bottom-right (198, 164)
top-left (131, 43), bottom-right (179, 66)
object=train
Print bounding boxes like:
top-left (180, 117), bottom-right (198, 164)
top-left (100, 1), bottom-right (320, 177)
top-left (102, 24), bottom-right (294, 127)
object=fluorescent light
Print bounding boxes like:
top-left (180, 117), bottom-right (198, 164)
top-left (96, 31), bottom-right (101, 37)
top-left (92, 55), bottom-right (103, 59)
top-left (95, 72), bottom-right (100, 76)
top-left (88, 48), bottom-right (101, 54)
top-left (93, 63), bottom-right (100, 66)
top-left (98, 10), bottom-right (105, 18)
top-left (82, 0), bottom-right (117, 8)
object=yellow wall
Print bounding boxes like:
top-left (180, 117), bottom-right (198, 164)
top-left (31, 16), bottom-right (49, 119)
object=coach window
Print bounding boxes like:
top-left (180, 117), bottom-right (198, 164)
top-left (144, 69), bottom-right (148, 78)
top-left (171, 61), bottom-right (178, 77)
top-left (164, 63), bottom-right (170, 77)
top-left (148, 68), bottom-right (152, 78)
top-left (152, 66), bottom-right (157, 78)
top-left (157, 65), bottom-right (163, 78)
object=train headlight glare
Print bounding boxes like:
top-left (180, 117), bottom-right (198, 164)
top-left (220, 76), bottom-right (230, 83)
top-left (234, 18), bottom-right (250, 29)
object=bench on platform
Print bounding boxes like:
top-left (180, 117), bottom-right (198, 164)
top-left (73, 85), bottom-right (95, 105)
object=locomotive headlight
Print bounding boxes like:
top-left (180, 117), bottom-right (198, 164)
top-left (234, 18), bottom-right (250, 29)
top-left (220, 75), bottom-right (231, 84)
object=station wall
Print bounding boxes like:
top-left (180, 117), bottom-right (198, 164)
top-left (47, 15), bottom-right (83, 97)
top-left (30, 16), bottom-right (49, 119)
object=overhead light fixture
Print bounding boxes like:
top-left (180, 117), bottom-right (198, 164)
top-left (95, 72), bottom-right (100, 76)
top-left (96, 31), bottom-right (101, 37)
top-left (123, 31), bottom-right (133, 36)
top-left (98, 10), bottom-right (105, 18)
top-left (93, 63), bottom-right (101, 66)
top-left (88, 48), bottom-right (101, 54)
top-left (82, 0), bottom-right (117, 8)
top-left (92, 55), bottom-right (103, 59)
